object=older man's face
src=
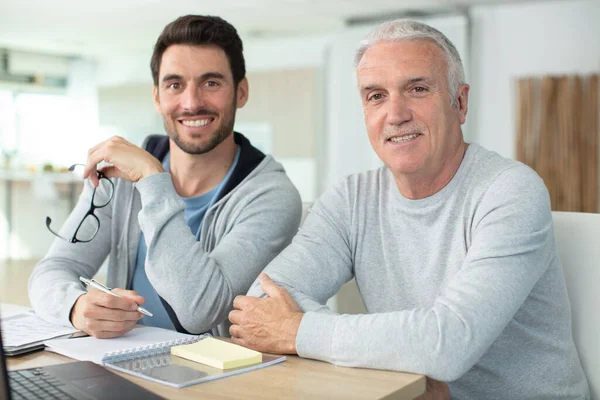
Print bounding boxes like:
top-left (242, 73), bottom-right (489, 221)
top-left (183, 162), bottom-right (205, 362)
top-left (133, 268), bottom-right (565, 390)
top-left (357, 40), bottom-right (468, 184)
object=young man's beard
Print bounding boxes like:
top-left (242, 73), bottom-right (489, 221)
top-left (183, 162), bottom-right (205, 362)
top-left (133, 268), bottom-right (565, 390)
top-left (166, 98), bottom-right (237, 155)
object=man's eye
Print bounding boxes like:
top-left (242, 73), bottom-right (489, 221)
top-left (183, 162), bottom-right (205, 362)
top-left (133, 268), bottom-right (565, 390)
top-left (413, 86), bottom-right (428, 93)
top-left (368, 93), bottom-right (383, 101)
top-left (167, 82), bottom-right (180, 90)
top-left (206, 81), bottom-right (219, 87)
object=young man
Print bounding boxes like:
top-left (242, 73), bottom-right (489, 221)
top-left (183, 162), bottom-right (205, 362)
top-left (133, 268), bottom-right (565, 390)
top-left (29, 15), bottom-right (301, 339)
top-left (229, 20), bottom-right (589, 399)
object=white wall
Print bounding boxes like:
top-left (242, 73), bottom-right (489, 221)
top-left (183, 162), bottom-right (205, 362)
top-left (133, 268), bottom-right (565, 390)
top-left (96, 34), bottom-right (332, 87)
top-left (6, 1), bottom-right (600, 260)
top-left (469, 0), bottom-right (600, 159)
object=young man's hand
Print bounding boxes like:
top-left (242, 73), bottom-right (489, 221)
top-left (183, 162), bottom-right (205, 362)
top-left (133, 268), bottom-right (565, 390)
top-left (83, 136), bottom-right (164, 187)
top-left (70, 288), bottom-right (145, 339)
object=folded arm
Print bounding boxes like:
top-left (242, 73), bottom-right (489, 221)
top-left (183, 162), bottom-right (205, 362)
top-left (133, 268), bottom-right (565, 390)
top-left (246, 185), bottom-right (355, 314)
top-left (137, 172), bottom-right (302, 334)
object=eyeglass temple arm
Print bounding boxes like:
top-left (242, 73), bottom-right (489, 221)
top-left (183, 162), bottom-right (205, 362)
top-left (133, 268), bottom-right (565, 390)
top-left (45, 216), bottom-right (73, 242)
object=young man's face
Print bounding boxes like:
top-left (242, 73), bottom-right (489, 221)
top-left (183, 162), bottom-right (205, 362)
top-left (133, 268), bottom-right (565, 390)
top-left (357, 40), bottom-right (468, 181)
top-left (153, 44), bottom-right (248, 155)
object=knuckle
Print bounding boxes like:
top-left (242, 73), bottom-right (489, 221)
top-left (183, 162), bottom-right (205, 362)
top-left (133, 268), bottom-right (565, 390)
top-left (81, 305), bottom-right (93, 319)
top-left (105, 296), bottom-right (119, 308)
top-left (86, 320), bottom-right (98, 331)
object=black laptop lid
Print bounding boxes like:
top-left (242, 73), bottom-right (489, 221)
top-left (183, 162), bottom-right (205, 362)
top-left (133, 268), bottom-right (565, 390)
top-left (0, 321), bottom-right (13, 400)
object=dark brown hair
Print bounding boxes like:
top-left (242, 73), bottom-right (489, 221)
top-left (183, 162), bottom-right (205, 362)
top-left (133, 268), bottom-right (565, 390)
top-left (150, 15), bottom-right (246, 87)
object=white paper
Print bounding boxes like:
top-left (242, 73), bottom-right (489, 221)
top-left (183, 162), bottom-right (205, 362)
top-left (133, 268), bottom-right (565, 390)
top-left (44, 325), bottom-right (197, 364)
top-left (1, 311), bottom-right (78, 347)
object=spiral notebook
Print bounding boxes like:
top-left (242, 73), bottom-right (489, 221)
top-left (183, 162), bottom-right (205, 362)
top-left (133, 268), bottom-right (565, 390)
top-left (44, 326), bottom-right (286, 388)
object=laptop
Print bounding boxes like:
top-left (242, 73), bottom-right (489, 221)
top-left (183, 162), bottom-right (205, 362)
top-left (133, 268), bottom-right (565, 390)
top-left (0, 320), bottom-right (164, 400)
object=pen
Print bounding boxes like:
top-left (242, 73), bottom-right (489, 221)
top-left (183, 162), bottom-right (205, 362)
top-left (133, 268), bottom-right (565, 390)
top-left (79, 276), bottom-right (153, 317)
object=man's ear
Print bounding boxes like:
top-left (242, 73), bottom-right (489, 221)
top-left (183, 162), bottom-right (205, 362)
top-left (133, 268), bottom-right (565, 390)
top-left (457, 83), bottom-right (469, 125)
top-left (152, 85), bottom-right (161, 114)
top-left (236, 77), bottom-right (249, 109)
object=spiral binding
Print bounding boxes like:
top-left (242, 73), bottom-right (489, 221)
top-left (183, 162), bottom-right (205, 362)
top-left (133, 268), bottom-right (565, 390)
top-left (101, 333), bottom-right (210, 364)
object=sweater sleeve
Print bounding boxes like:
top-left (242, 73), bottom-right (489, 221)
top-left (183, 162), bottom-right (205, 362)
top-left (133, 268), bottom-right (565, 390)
top-left (246, 179), bottom-right (355, 314)
top-left (28, 180), bottom-right (113, 327)
top-left (136, 170), bottom-right (302, 334)
top-left (267, 166), bottom-right (554, 382)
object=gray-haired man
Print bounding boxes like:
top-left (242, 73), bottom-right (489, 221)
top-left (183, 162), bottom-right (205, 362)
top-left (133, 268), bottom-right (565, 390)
top-left (228, 20), bottom-right (589, 399)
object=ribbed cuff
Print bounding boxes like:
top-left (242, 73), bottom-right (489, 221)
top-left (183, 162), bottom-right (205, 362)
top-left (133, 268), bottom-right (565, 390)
top-left (296, 311), bottom-right (339, 362)
top-left (60, 289), bottom-right (86, 328)
top-left (135, 173), bottom-right (179, 207)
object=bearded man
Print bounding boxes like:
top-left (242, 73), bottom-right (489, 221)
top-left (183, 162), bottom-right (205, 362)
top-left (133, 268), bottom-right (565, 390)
top-left (30, 15), bottom-right (301, 338)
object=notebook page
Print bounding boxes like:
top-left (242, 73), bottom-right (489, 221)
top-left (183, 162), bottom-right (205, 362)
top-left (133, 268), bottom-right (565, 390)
top-left (44, 326), bottom-right (197, 364)
top-left (1, 311), bottom-right (78, 347)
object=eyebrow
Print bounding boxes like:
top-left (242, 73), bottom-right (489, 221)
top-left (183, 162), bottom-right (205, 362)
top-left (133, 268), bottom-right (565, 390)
top-left (160, 72), bottom-right (227, 84)
top-left (360, 76), bottom-right (433, 93)
top-left (199, 72), bottom-right (226, 81)
top-left (161, 74), bottom-right (183, 83)
top-left (407, 76), bottom-right (431, 85)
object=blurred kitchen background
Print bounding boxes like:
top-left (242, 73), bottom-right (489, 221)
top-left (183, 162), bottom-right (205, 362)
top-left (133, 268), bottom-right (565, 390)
top-left (1, 0), bottom-right (599, 262)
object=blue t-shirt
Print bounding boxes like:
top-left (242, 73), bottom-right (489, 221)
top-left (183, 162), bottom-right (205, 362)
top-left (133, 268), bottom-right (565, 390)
top-left (131, 147), bottom-right (241, 330)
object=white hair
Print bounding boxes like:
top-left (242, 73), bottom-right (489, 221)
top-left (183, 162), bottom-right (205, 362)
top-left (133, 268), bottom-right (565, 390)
top-left (355, 19), bottom-right (465, 108)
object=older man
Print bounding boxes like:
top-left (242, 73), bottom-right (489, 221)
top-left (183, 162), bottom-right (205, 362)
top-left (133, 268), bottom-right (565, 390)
top-left (229, 20), bottom-right (589, 399)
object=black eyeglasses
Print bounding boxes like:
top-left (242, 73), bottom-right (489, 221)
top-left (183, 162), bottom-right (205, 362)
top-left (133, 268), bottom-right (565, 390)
top-left (46, 164), bottom-right (114, 243)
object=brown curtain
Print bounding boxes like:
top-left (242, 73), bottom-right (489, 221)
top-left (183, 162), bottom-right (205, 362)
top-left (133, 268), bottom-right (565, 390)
top-left (516, 75), bottom-right (599, 212)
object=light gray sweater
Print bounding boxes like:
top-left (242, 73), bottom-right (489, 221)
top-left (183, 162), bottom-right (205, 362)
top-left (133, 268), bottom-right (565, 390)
top-left (30, 152), bottom-right (302, 337)
top-left (248, 144), bottom-right (589, 399)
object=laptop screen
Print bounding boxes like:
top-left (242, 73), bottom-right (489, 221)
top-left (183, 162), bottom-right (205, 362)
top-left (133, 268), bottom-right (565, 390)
top-left (0, 320), bottom-right (13, 400)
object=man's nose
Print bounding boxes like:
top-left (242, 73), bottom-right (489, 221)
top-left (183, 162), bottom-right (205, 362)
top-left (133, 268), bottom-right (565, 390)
top-left (181, 86), bottom-right (206, 111)
top-left (387, 94), bottom-right (412, 125)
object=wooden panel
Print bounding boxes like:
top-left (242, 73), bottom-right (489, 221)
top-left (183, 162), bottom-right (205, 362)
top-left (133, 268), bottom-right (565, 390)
top-left (237, 68), bottom-right (319, 159)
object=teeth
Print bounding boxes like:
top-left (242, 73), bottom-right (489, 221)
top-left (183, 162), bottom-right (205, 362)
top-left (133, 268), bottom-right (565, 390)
top-left (182, 119), bottom-right (211, 127)
top-left (389, 134), bottom-right (419, 143)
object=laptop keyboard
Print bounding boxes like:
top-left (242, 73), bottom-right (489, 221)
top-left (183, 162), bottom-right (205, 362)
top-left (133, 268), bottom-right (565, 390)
top-left (9, 368), bottom-right (75, 400)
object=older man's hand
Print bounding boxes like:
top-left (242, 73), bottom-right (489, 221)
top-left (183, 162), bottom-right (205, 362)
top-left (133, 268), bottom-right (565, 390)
top-left (228, 273), bottom-right (303, 354)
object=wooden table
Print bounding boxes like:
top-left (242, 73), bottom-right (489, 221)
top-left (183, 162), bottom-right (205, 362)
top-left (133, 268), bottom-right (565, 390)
top-left (7, 348), bottom-right (425, 399)
top-left (1, 259), bottom-right (426, 399)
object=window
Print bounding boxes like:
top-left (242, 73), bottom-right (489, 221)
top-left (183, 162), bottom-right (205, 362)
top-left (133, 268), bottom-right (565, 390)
top-left (0, 90), bottom-right (92, 169)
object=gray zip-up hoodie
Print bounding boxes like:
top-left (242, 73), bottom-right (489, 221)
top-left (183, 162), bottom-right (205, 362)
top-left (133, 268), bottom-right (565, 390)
top-left (29, 133), bottom-right (302, 336)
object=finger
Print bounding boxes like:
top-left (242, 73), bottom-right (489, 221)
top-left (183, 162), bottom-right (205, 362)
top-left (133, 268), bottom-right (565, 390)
top-left (83, 140), bottom-right (110, 181)
top-left (92, 324), bottom-right (137, 339)
top-left (100, 165), bottom-right (126, 180)
top-left (86, 318), bottom-right (138, 334)
top-left (230, 336), bottom-right (247, 348)
top-left (87, 288), bottom-right (139, 311)
top-left (228, 310), bottom-right (244, 325)
top-left (233, 295), bottom-right (257, 310)
top-left (84, 139), bottom-right (118, 184)
top-left (259, 273), bottom-right (285, 298)
top-left (229, 323), bottom-right (243, 338)
top-left (81, 302), bottom-right (142, 322)
top-left (112, 288), bottom-right (146, 305)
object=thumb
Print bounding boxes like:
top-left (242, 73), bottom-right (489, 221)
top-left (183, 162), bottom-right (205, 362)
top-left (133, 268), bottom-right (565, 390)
top-left (259, 273), bottom-right (283, 298)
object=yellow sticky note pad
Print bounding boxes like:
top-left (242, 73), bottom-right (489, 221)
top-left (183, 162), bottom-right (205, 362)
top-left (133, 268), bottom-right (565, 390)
top-left (171, 337), bottom-right (262, 369)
